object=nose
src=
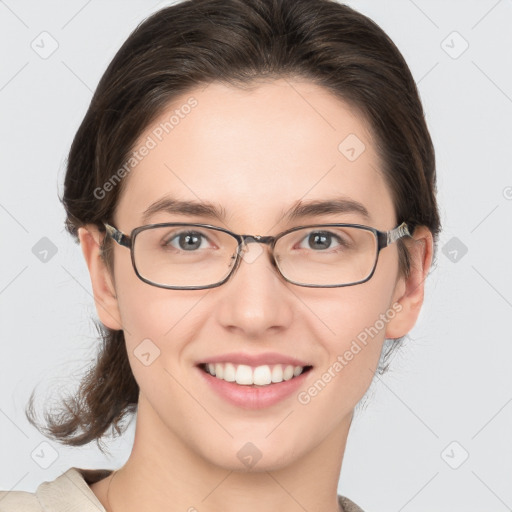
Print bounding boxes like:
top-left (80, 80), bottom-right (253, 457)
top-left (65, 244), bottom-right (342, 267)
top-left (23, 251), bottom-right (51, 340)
top-left (213, 240), bottom-right (294, 338)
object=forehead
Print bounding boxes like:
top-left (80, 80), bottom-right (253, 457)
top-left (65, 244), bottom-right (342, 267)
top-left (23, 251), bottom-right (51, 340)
top-left (115, 79), bottom-right (396, 231)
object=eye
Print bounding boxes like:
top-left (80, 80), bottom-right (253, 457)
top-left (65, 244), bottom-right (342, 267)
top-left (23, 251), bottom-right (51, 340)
top-left (163, 230), bottom-right (214, 251)
top-left (297, 230), bottom-right (351, 251)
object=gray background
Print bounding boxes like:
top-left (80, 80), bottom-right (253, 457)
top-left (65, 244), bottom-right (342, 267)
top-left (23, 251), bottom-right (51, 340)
top-left (1, 1), bottom-right (511, 511)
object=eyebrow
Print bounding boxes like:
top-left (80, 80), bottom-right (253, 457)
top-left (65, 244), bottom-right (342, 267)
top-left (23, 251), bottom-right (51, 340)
top-left (141, 197), bottom-right (227, 224)
top-left (140, 195), bottom-right (371, 225)
top-left (284, 197), bottom-right (371, 223)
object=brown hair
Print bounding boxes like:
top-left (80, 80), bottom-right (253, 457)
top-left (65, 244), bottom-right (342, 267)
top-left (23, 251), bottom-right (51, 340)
top-left (26, 0), bottom-right (441, 452)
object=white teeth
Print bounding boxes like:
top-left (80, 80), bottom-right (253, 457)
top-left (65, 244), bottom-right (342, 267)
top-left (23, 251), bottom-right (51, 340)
top-left (203, 363), bottom-right (307, 386)
top-left (271, 364), bottom-right (283, 383)
top-left (283, 365), bottom-right (294, 381)
top-left (253, 365), bottom-right (272, 385)
top-left (236, 364), bottom-right (253, 385)
top-left (224, 362), bottom-right (236, 382)
top-left (214, 363), bottom-right (224, 379)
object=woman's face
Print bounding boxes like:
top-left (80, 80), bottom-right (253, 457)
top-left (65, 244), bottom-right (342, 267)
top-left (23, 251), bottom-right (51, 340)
top-left (86, 78), bottom-right (422, 471)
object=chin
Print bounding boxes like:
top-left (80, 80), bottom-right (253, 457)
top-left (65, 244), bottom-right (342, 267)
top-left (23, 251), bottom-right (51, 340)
top-left (198, 437), bottom-right (304, 474)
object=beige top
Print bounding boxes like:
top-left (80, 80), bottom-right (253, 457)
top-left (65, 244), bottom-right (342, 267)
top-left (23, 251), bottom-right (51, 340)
top-left (0, 467), bottom-right (364, 511)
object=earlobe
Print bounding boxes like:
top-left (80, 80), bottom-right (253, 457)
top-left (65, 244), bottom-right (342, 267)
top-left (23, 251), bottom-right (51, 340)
top-left (78, 225), bottom-right (123, 331)
top-left (385, 226), bottom-right (434, 339)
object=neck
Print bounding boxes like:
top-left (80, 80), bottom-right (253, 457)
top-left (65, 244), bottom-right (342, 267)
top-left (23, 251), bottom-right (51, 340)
top-left (98, 393), bottom-right (351, 512)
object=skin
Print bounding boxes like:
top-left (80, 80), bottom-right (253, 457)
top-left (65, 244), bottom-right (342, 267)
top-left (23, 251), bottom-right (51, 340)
top-left (79, 78), bottom-right (433, 512)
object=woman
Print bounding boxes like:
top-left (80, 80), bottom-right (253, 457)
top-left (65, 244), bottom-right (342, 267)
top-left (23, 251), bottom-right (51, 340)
top-left (1, 0), bottom-right (439, 510)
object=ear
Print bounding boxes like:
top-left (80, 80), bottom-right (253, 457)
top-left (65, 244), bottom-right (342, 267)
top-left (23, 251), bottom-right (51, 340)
top-left (385, 226), bottom-right (434, 339)
top-left (78, 225), bottom-right (123, 331)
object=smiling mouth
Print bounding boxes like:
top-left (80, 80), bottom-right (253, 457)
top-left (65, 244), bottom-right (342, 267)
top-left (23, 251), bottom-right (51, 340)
top-left (198, 362), bottom-right (313, 387)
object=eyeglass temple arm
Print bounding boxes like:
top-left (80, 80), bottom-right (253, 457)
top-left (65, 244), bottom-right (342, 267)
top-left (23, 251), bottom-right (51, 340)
top-left (104, 223), bottom-right (132, 248)
top-left (379, 221), bottom-right (411, 249)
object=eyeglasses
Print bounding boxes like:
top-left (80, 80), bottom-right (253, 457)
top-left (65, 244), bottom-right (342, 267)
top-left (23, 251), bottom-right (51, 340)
top-left (102, 221), bottom-right (411, 290)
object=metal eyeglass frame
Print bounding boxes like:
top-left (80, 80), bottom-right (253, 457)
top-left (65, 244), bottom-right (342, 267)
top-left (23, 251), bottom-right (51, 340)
top-left (103, 221), bottom-right (412, 290)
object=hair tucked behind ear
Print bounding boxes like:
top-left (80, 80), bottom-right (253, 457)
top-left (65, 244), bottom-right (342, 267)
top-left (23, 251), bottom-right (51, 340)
top-left (26, 0), bottom-right (441, 448)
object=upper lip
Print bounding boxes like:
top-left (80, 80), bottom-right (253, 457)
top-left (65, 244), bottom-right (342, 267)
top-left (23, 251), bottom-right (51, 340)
top-left (198, 352), bottom-right (312, 368)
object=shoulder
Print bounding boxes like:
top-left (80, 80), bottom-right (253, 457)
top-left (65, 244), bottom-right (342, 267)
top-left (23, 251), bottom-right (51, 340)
top-left (0, 489), bottom-right (42, 511)
top-left (0, 467), bottom-right (112, 512)
top-left (338, 494), bottom-right (365, 512)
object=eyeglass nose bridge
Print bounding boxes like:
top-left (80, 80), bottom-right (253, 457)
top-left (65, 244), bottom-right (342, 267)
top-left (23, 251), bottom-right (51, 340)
top-left (241, 234), bottom-right (274, 244)
top-left (238, 234), bottom-right (276, 253)
top-left (236, 234), bottom-right (280, 269)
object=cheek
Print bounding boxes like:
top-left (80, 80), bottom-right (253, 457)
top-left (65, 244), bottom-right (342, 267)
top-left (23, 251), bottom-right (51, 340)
top-left (309, 270), bottom-right (399, 387)
top-left (113, 264), bottom-right (210, 390)
top-left (294, 289), bottom-right (394, 436)
top-left (112, 249), bottom-right (192, 339)
top-left (321, 296), bottom-right (387, 389)
top-left (314, 282), bottom-right (394, 350)
top-left (114, 286), bottom-right (202, 406)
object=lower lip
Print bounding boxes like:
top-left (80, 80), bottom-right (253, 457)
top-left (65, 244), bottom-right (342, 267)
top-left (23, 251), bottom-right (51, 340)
top-left (196, 366), bottom-right (312, 410)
